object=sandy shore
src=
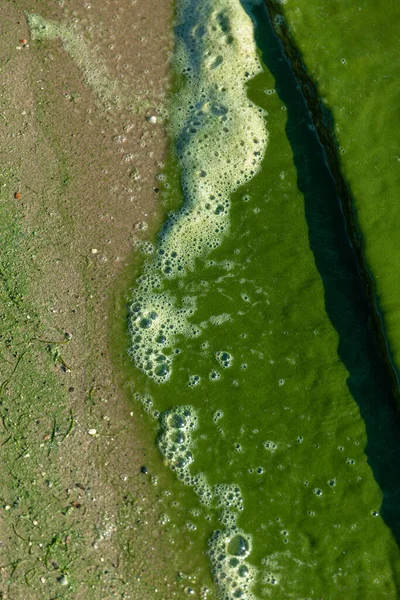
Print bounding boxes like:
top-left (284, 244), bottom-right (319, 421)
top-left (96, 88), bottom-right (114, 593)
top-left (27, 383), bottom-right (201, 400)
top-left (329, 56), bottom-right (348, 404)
top-left (0, 1), bottom-right (200, 597)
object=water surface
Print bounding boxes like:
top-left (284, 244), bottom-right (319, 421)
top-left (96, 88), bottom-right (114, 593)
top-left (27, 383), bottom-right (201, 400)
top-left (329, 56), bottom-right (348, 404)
top-left (128, 2), bottom-right (400, 597)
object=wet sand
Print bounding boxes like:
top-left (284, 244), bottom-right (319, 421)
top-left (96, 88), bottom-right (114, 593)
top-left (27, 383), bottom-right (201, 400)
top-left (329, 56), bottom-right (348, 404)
top-left (0, 1), bottom-right (198, 597)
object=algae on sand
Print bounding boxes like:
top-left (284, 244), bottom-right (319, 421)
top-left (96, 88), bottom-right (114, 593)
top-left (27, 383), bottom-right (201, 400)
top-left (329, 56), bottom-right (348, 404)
top-left (27, 12), bottom-right (117, 106)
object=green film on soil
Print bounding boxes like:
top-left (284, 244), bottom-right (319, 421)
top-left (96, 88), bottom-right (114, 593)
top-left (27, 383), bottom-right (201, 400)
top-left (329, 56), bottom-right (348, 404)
top-left (128, 0), bottom-right (400, 597)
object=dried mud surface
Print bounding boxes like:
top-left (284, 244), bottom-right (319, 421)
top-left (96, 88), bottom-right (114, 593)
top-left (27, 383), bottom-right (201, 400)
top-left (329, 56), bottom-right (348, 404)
top-left (0, 1), bottom-right (195, 598)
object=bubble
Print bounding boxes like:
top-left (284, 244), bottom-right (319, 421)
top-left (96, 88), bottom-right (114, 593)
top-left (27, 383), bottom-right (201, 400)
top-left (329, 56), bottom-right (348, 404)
top-left (209, 370), bottom-right (221, 381)
top-left (213, 410), bottom-right (224, 423)
top-left (188, 374), bottom-right (201, 387)
top-left (228, 535), bottom-right (250, 557)
top-left (172, 430), bottom-right (186, 444)
top-left (155, 363), bottom-right (169, 378)
top-left (216, 350), bottom-right (233, 368)
top-left (281, 530), bottom-right (288, 536)
top-left (263, 441), bottom-right (277, 452)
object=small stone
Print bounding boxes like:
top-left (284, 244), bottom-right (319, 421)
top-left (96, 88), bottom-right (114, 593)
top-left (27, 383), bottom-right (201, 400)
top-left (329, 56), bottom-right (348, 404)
top-left (146, 115), bottom-right (157, 124)
top-left (91, 248), bottom-right (98, 254)
top-left (58, 574), bottom-right (68, 586)
top-left (88, 428), bottom-right (97, 436)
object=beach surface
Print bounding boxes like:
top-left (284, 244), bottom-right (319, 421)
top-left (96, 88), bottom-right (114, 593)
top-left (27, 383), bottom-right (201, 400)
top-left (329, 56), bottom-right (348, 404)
top-left (0, 1), bottom-right (205, 597)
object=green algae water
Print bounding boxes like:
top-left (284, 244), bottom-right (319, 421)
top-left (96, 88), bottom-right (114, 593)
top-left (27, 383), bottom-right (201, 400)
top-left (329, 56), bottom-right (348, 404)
top-left (271, 0), bottom-right (400, 382)
top-left (128, 1), bottom-right (400, 597)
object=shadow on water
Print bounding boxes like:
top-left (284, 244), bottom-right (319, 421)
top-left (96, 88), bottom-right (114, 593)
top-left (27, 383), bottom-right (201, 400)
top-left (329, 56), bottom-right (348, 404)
top-left (243, 1), bottom-right (400, 545)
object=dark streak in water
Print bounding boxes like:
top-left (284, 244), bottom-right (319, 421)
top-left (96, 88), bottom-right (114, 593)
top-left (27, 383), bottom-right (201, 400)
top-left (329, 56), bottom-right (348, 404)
top-left (261, 0), bottom-right (400, 405)
top-left (242, 0), bottom-right (400, 546)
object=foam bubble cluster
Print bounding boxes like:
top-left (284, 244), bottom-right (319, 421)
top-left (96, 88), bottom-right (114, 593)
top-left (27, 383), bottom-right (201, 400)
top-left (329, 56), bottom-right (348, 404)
top-left (208, 528), bottom-right (256, 600)
top-left (215, 484), bottom-right (243, 512)
top-left (129, 0), bottom-right (268, 382)
top-left (158, 405), bottom-right (198, 483)
top-left (157, 404), bottom-right (256, 597)
top-left (156, 405), bottom-right (214, 506)
top-left (216, 351), bottom-right (233, 368)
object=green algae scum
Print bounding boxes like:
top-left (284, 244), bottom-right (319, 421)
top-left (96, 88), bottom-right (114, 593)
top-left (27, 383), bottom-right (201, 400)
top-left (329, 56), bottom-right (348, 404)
top-left (128, 0), bottom-right (400, 598)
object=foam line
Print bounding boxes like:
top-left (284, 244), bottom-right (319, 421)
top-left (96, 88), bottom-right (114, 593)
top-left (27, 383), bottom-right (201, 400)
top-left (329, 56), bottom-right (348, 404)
top-left (129, 0), bottom-right (268, 383)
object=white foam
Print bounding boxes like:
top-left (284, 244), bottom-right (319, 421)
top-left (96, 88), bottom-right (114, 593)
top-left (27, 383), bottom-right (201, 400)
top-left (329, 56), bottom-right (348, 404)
top-left (27, 13), bottom-right (116, 105)
top-left (208, 527), bottom-right (256, 600)
top-left (129, 0), bottom-right (268, 382)
top-left (156, 403), bottom-right (257, 597)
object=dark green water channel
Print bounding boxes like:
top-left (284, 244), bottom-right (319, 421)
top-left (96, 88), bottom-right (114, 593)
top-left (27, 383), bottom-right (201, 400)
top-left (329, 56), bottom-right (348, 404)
top-left (128, 3), bottom-right (400, 598)
top-left (250, 1), bottom-right (400, 542)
